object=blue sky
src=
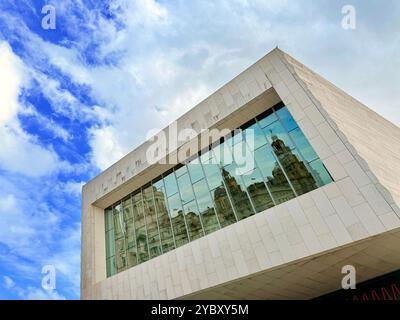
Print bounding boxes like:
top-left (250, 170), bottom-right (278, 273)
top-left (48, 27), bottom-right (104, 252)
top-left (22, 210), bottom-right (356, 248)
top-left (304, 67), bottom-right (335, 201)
top-left (0, 0), bottom-right (399, 300)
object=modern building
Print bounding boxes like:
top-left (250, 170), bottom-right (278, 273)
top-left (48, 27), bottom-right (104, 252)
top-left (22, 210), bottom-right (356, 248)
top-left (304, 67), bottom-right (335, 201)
top-left (81, 48), bottom-right (400, 300)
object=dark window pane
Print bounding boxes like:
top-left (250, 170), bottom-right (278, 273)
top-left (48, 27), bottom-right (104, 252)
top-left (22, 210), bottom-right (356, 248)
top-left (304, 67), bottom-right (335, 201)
top-left (183, 200), bottom-right (204, 241)
top-left (193, 179), bottom-right (220, 234)
top-left (221, 164), bottom-right (254, 220)
top-left (132, 192), bottom-right (149, 263)
top-left (242, 167), bottom-right (274, 212)
top-left (254, 145), bottom-right (295, 204)
top-left (105, 208), bottom-right (113, 231)
top-left (309, 159), bottom-right (333, 186)
top-left (153, 180), bottom-right (175, 253)
top-left (289, 127), bottom-right (318, 162)
top-left (143, 186), bottom-right (162, 259)
top-left (167, 193), bottom-right (189, 247)
top-left (105, 229), bottom-right (115, 258)
top-left (276, 106), bottom-right (298, 132)
top-left (106, 256), bottom-right (116, 277)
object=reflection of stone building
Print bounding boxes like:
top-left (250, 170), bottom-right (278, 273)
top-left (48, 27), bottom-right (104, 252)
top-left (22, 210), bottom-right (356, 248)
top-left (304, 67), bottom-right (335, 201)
top-left (221, 168), bottom-right (253, 219)
top-left (270, 133), bottom-right (317, 195)
top-left (214, 186), bottom-right (236, 225)
top-left (153, 188), bottom-right (173, 244)
top-left (142, 187), bottom-right (161, 257)
top-left (266, 182), bottom-right (294, 204)
top-left (185, 211), bottom-right (203, 240)
top-left (247, 181), bottom-right (274, 209)
top-left (116, 137), bottom-right (319, 266)
top-left (200, 207), bottom-right (219, 233)
top-left (170, 210), bottom-right (188, 246)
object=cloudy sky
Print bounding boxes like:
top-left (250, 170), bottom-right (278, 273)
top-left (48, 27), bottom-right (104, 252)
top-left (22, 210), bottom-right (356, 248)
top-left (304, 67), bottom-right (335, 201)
top-left (0, 0), bottom-right (399, 300)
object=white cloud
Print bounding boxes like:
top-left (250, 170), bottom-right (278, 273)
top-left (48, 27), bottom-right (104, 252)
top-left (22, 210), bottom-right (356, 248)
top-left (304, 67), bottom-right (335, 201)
top-left (0, 41), bottom-right (25, 126)
top-left (0, 127), bottom-right (60, 177)
top-left (23, 287), bottom-right (66, 300)
top-left (89, 126), bottom-right (126, 170)
top-left (3, 276), bottom-right (16, 290)
top-left (62, 180), bottom-right (85, 197)
top-left (2, 276), bottom-right (66, 300)
top-left (22, 104), bottom-right (72, 142)
top-left (0, 185), bottom-right (81, 298)
top-left (0, 41), bottom-right (62, 177)
top-left (0, 193), bottom-right (59, 257)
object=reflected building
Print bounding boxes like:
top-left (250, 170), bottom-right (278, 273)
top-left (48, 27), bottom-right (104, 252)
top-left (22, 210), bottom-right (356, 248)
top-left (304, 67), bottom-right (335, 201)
top-left (270, 132), bottom-right (317, 196)
top-left (103, 103), bottom-right (333, 277)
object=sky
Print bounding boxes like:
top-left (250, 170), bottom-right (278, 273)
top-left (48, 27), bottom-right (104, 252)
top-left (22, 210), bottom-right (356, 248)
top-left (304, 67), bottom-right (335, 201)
top-left (0, 0), bottom-right (399, 300)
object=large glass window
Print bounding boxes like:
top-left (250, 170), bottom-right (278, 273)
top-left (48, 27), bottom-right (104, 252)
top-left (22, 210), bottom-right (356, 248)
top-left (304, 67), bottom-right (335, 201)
top-left (105, 102), bottom-right (333, 277)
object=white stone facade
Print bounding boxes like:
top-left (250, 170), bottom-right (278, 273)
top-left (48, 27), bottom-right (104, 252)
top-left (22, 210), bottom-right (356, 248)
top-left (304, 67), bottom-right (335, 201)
top-left (81, 48), bottom-right (400, 300)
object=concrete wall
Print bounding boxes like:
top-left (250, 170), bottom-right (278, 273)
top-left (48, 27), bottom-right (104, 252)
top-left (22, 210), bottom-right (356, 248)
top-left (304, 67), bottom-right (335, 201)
top-left (81, 48), bottom-right (400, 299)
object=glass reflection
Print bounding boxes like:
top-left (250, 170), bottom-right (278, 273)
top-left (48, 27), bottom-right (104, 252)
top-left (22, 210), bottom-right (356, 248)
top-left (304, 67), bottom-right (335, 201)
top-left (183, 200), bottom-right (204, 240)
top-left (132, 192), bottom-right (149, 263)
top-left (143, 186), bottom-right (162, 259)
top-left (276, 106), bottom-right (297, 132)
top-left (105, 103), bottom-right (334, 277)
top-left (167, 192), bottom-right (189, 247)
top-left (222, 164), bottom-right (254, 220)
top-left (113, 204), bottom-right (126, 273)
top-left (211, 185), bottom-right (237, 227)
top-left (153, 180), bottom-right (175, 253)
top-left (254, 145), bottom-right (295, 204)
top-left (123, 197), bottom-right (137, 268)
top-left (242, 167), bottom-right (274, 212)
top-left (193, 178), bottom-right (220, 234)
top-left (289, 127), bottom-right (318, 162)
